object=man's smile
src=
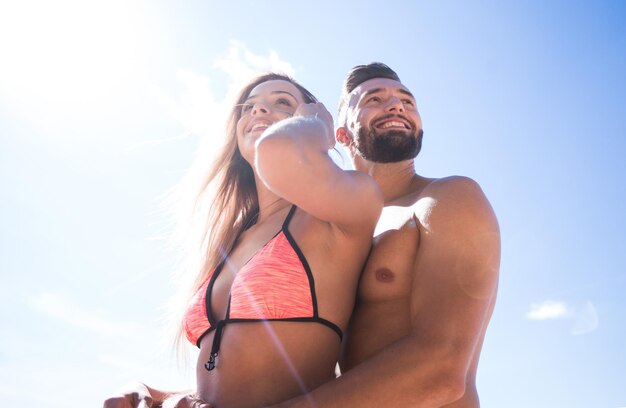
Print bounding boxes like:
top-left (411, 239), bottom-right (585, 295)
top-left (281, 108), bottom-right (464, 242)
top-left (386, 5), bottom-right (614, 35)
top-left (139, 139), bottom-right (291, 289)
top-left (372, 115), bottom-right (413, 130)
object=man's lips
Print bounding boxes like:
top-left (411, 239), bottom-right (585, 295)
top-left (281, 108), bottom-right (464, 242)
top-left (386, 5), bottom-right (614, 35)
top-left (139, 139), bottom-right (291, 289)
top-left (377, 120), bottom-right (409, 130)
top-left (372, 115), bottom-right (412, 130)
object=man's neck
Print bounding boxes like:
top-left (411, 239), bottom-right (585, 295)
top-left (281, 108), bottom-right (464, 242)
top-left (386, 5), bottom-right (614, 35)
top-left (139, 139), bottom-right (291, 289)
top-left (355, 158), bottom-right (429, 205)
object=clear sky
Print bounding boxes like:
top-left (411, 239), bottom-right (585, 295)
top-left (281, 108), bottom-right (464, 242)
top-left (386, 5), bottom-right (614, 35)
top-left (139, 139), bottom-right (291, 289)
top-left (1, 1), bottom-right (625, 407)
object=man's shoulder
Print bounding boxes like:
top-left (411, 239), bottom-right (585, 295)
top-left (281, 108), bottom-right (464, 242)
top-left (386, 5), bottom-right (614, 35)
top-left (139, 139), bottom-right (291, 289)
top-left (421, 175), bottom-right (483, 199)
top-left (411, 175), bottom-right (497, 233)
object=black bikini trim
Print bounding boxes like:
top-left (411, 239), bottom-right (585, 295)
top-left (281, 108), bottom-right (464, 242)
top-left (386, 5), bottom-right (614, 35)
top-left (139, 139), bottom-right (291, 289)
top-left (195, 327), bottom-right (214, 348)
top-left (281, 206), bottom-right (320, 316)
top-left (205, 320), bottom-right (225, 371)
top-left (222, 317), bottom-right (342, 339)
top-left (205, 256), bottom-right (228, 328)
top-left (202, 205), bottom-right (344, 371)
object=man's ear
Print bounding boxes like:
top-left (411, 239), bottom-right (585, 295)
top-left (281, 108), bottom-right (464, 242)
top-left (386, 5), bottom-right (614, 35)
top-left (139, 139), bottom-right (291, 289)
top-left (336, 127), bottom-right (353, 147)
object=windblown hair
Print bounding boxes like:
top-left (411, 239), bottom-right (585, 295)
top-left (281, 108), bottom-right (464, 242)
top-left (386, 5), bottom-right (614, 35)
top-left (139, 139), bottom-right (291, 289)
top-left (337, 62), bottom-right (401, 127)
top-left (172, 73), bottom-right (317, 351)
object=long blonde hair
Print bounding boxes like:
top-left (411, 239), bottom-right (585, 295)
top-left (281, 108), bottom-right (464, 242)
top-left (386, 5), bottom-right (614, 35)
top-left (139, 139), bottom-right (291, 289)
top-left (173, 73), bottom-right (318, 348)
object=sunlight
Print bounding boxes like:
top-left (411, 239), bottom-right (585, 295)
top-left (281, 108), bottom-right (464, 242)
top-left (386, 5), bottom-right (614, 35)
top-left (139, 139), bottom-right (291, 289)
top-left (0, 1), bottom-right (149, 113)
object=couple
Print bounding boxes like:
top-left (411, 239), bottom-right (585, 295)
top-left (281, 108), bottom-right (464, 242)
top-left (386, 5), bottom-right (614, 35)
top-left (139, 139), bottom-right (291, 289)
top-left (105, 63), bottom-right (500, 408)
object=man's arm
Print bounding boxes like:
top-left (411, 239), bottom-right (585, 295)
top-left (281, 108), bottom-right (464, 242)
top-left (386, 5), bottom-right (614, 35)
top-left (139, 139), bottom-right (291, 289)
top-left (273, 176), bottom-right (500, 407)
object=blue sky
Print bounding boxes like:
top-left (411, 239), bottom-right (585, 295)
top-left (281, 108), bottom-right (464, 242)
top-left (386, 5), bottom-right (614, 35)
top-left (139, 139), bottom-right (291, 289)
top-left (1, 1), bottom-right (625, 407)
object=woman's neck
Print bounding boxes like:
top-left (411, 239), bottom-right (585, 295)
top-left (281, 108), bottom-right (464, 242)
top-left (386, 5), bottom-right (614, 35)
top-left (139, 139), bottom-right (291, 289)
top-left (255, 177), bottom-right (291, 223)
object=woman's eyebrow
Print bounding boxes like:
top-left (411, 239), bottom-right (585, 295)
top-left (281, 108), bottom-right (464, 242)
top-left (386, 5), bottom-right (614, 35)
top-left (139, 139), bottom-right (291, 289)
top-left (271, 90), bottom-right (297, 99)
top-left (244, 90), bottom-right (297, 103)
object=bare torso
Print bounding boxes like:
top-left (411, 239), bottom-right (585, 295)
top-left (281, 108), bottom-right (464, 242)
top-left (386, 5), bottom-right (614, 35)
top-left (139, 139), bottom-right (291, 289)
top-left (196, 206), bottom-right (372, 408)
top-left (197, 323), bottom-right (339, 407)
top-left (342, 200), bottom-right (494, 407)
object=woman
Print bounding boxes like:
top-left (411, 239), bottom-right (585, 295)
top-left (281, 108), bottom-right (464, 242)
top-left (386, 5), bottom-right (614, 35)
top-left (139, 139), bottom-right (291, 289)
top-left (105, 73), bottom-right (382, 407)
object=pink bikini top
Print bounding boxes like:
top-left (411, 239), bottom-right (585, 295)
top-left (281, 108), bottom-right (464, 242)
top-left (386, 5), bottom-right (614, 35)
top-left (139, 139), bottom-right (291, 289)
top-left (182, 205), bottom-right (343, 370)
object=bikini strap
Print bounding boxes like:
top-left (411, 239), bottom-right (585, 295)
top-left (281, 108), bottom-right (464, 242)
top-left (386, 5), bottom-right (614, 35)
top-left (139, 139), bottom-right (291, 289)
top-left (282, 204), bottom-right (298, 230)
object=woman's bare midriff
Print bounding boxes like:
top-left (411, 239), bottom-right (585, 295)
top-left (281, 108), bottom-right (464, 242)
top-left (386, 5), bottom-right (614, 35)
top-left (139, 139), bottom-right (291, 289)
top-left (196, 321), bottom-right (340, 408)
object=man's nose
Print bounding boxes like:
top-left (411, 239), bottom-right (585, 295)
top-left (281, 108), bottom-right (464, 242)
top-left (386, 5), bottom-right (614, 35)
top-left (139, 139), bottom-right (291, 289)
top-left (386, 96), bottom-right (405, 113)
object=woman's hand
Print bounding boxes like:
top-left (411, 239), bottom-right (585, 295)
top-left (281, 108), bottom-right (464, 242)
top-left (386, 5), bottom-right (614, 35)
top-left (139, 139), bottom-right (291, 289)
top-left (103, 382), bottom-right (198, 408)
top-left (293, 102), bottom-right (335, 148)
top-left (162, 393), bottom-right (212, 408)
top-left (103, 382), bottom-right (156, 408)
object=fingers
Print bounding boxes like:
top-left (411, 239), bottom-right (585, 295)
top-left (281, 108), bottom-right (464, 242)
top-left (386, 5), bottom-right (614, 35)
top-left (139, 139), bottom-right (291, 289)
top-left (295, 102), bottom-right (333, 126)
top-left (162, 394), bottom-right (212, 408)
top-left (294, 102), bottom-right (325, 116)
top-left (137, 399), bottom-right (153, 408)
top-left (291, 102), bottom-right (335, 148)
top-left (103, 396), bottom-right (135, 408)
top-left (103, 390), bottom-right (153, 408)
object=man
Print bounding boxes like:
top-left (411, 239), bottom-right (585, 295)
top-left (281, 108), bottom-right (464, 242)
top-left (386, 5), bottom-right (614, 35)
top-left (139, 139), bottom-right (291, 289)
top-left (275, 63), bottom-right (500, 407)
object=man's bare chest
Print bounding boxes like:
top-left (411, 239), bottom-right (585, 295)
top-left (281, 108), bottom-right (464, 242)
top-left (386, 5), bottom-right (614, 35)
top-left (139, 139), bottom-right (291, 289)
top-left (358, 207), bottom-right (421, 302)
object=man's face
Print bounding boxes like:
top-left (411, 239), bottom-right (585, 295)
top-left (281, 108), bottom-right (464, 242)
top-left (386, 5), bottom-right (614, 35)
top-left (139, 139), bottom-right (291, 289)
top-left (343, 78), bottom-right (423, 163)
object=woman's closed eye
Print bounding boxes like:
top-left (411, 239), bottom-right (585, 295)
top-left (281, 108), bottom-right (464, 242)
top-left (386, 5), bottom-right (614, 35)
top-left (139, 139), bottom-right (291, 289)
top-left (276, 98), bottom-right (294, 107)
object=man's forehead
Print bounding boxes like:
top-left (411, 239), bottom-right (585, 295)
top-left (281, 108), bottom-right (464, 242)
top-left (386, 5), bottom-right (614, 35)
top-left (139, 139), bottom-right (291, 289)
top-left (348, 77), bottom-right (412, 108)
top-left (351, 77), bottom-right (408, 97)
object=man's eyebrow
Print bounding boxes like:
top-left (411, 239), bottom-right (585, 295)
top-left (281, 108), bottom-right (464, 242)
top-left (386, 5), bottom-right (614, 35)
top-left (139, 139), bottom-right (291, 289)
top-left (361, 88), bottom-right (384, 98)
top-left (360, 87), bottom-right (415, 100)
top-left (244, 90), bottom-right (297, 102)
top-left (398, 88), bottom-right (415, 99)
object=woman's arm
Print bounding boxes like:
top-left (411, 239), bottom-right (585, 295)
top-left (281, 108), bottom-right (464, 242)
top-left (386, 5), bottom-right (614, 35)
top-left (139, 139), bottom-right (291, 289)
top-left (255, 102), bottom-right (383, 231)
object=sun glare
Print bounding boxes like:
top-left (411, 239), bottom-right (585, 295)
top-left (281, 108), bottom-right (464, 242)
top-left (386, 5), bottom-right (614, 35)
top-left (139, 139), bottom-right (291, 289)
top-left (0, 1), bottom-right (149, 112)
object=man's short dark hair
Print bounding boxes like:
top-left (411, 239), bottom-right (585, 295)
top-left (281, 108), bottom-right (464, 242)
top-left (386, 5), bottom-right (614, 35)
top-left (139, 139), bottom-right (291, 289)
top-left (338, 63), bottom-right (401, 126)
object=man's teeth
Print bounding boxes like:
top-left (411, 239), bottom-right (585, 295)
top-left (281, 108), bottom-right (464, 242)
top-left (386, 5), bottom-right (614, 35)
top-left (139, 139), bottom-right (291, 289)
top-left (251, 123), bottom-right (269, 131)
top-left (380, 121), bottom-right (407, 129)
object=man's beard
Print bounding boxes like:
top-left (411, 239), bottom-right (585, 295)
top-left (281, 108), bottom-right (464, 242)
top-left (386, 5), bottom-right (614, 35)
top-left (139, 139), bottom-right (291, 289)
top-left (354, 123), bottom-right (423, 163)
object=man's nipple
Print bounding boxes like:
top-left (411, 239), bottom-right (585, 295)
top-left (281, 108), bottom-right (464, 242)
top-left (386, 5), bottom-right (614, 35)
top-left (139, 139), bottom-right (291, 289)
top-left (375, 268), bottom-right (395, 283)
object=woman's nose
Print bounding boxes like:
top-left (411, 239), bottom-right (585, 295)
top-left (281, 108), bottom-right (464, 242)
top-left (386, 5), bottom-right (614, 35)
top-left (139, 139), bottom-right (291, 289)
top-left (251, 102), bottom-right (269, 115)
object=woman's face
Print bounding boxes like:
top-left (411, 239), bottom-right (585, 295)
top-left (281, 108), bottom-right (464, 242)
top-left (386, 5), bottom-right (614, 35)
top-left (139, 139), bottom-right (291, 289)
top-left (236, 79), bottom-right (305, 163)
